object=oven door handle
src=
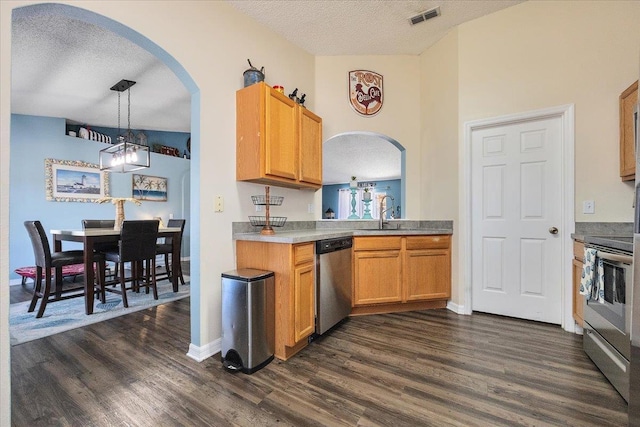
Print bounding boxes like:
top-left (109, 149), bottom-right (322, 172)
top-left (596, 251), bottom-right (633, 264)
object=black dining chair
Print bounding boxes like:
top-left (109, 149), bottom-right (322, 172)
top-left (100, 220), bottom-right (159, 307)
top-left (156, 219), bottom-right (186, 286)
top-left (24, 220), bottom-right (106, 318)
top-left (82, 219), bottom-right (119, 279)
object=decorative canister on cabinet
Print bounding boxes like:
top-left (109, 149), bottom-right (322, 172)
top-left (243, 59), bottom-right (265, 87)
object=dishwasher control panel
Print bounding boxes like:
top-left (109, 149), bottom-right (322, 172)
top-left (316, 237), bottom-right (353, 254)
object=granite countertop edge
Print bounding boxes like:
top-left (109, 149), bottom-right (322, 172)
top-left (233, 228), bottom-right (453, 244)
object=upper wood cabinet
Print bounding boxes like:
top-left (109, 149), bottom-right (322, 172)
top-left (236, 82), bottom-right (322, 190)
top-left (620, 80), bottom-right (638, 181)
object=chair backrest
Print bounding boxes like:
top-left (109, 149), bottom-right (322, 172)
top-left (119, 220), bottom-right (159, 262)
top-left (165, 219), bottom-right (186, 245)
top-left (24, 220), bottom-right (51, 268)
top-left (82, 219), bottom-right (115, 229)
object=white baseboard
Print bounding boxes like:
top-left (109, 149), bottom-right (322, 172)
top-left (446, 301), bottom-right (467, 315)
top-left (9, 278), bottom-right (24, 287)
top-left (187, 338), bottom-right (221, 362)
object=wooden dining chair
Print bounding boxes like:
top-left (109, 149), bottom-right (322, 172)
top-left (24, 220), bottom-right (106, 318)
top-left (156, 219), bottom-right (186, 286)
top-left (82, 219), bottom-right (119, 279)
top-left (99, 220), bottom-right (159, 307)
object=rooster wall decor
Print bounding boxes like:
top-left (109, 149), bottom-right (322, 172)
top-left (348, 70), bottom-right (384, 117)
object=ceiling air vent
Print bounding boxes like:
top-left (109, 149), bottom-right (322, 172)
top-left (409, 6), bottom-right (441, 26)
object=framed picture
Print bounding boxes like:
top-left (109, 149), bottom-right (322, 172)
top-left (45, 158), bottom-right (110, 202)
top-left (132, 174), bottom-right (167, 202)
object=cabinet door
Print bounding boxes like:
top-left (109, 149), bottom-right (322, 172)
top-left (265, 89), bottom-right (297, 180)
top-left (620, 80), bottom-right (638, 181)
top-left (298, 107), bottom-right (322, 186)
top-left (404, 249), bottom-right (451, 301)
top-left (573, 258), bottom-right (584, 327)
top-left (292, 262), bottom-right (315, 345)
top-left (353, 250), bottom-right (402, 305)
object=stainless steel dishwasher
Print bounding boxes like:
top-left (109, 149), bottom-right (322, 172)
top-left (315, 236), bottom-right (353, 335)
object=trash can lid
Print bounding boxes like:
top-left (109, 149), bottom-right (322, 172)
top-left (221, 268), bottom-right (274, 282)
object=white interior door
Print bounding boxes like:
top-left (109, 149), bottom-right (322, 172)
top-left (471, 116), bottom-right (563, 324)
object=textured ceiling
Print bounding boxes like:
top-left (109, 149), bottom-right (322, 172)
top-left (323, 133), bottom-right (402, 185)
top-left (226, 0), bottom-right (525, 55)
top-left (11, 10), bottom-right (191, 132)
top-left (11, 1), bottom-right (524, 183)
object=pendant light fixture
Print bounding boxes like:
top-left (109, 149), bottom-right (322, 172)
top-left (99, 79), bottom-right (150, 172)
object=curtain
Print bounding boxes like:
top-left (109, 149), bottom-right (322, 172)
top-left (337, 189), bottom-right (387, 219)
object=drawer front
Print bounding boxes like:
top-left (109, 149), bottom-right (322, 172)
top-left (405, 235), bottom-right (450, 250)
top-left (294, 243), bottom-right (315, 265)
top-left (353, 236), bottom-right (402, 251)
top-left (573, 240), bottom-right (585, 260)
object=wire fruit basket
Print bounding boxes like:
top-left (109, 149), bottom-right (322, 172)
top-left (248, 216), bottom-right (287, 227)
top-left (251, 195), bottom-right (284, 206)
top-left (249, 186), bottom-right (286, 235)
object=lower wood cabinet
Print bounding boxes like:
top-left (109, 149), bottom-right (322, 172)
top-left (353, 237), bottom-right (402, 305)
top-left (352, 235), bottom-right (451, 314)
top-left (572, 240), bottom-right (585, 327)
top-left (236, 240), bottom-right (315, 360)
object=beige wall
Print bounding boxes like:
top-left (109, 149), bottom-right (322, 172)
top-left (458, 0), bottom-right (640, 222)
top-left (419, 1), bottom-right (640, 311)
top-left (315, 56), bottom-right (422, 218)
top-left (420, 29), bottom-right (461, 303)
top-left (0, 1), bottom-right (317, 420)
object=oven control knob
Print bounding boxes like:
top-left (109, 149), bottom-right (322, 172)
top-left (549, 227), bottom-right (559, 235)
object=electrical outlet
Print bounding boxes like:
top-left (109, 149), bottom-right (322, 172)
top-left (308, 203), bottom-right (314, 214)
top-left (214, 195), bottom-right (224, 212)
top-left (583, 200), bottom-right (595, 214)
top-left (255, 204), bottom-right (262, 212)
top-left (169, 213), bottom-right (174, 219)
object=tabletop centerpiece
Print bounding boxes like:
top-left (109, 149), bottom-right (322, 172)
top-left (96, 197), bottom-right (142, 231)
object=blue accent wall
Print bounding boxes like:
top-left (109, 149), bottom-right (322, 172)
top-left (322, 179), bottom-right (402, 219)
top-left (9, 114), bottom-right (191, 280)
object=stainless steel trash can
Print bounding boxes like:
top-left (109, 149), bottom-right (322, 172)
top-left (221, 268), bottom-right (275, 374)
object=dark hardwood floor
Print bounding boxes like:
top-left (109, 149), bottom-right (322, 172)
top-left (11, 295), bottom-right (627, 426)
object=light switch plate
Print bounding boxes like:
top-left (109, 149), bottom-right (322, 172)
top-left (214, 195), bottom-right (224, 212)
top-left (583, 200), bottom-right (595, 214)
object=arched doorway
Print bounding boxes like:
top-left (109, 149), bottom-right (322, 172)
top-left (8, 2), bottom-right (201, 344)
top-left (322, 131), bottom-right (406, 219)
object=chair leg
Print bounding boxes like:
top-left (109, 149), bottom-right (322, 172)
top-left (28, 267), bottom-right (43, 313)
top-left (36, 269), bottom-right (53, 318)
top-left (119, 262), bottom-right (128, 308)
top-left (145, 260), bottom-right (151, 294)
top-left (164, 253), bottom-right (171, 280)
top-left (98, 260), bottom-right (106, 304)
top-left (178, 262), bottom-right (186, 286)
top-left (151, 258), bottom-right (158, 300)
top-left (55, 266), bottom-right (63, 300)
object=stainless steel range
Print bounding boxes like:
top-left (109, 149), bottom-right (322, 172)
top-left (583, 235), bottom-right (633, 402)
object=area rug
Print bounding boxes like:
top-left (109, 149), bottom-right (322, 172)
top-left (9, 277), bottom-right (190, 346)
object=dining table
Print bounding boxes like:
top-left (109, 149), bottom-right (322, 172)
top-left (51, 226), bottom-right (183, 315)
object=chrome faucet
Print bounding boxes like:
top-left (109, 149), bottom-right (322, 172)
top-left (379, 195), bottom-right (395, 229)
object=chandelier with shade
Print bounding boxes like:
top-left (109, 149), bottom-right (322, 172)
top-left (99, 79), bottom-right (150, 173)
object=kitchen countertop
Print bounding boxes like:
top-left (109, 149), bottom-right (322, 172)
top-left (233, 220), bottom-right (453, 244)
top-left (572, 222), bottom-right (633, 242)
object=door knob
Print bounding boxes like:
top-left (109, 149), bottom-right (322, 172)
top-left (549, 227), bottom-right (559, 235)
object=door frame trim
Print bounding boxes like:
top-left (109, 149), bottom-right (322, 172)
top-left (461, 104), bottom-right (575, 332)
